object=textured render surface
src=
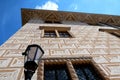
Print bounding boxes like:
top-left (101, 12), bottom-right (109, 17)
top-left (0, 22), bottom-right (120, 80)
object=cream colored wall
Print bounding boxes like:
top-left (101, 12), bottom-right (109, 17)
top-left (0, 22), bottom-right (120, 80)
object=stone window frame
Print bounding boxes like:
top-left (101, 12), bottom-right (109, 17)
top-left (39, 26), bottom-right (75, 38)
top-left (37, 57), bottom-right (108, 80)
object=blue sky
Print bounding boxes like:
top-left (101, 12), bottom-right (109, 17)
top-left (0, 0), bottom-right (120, 45)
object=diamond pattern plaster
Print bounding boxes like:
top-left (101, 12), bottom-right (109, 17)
top-left (93, 56), bottom-right (108, 63)
top-left (0, 68), bottom-right (21, 80)
top-left (0, 58), bottom-right (12, 67)
top-left (3, 50), bottom-right (23, 57)
top-left (76, 43), bottom-right (93, 48)
top-left (0, 50), bottom-right (5, 57)
top-left (0, 21), bottom-right (120, 79)
top-left (60, 44), bottom-right (76, 49)
top-left (50, 49), bottom-right (71, 55)
top-left (108, 65), bottom-right (120, 75)
top-left (41, 43), bottom-right (59, 49)
top-left (109, 49), bottom-right (120, 54)
top-left (70, 48), bottom-right (91, 55)
top-left (92, 48), bottom-right (108, 54)
top-left (107, 55), bottom-right (120, 63)
top-left (10, 58), bottom-right (24, 67)
top-left (0, 44), bottom-right (21, 49)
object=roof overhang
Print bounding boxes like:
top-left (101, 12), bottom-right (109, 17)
top-left (21, 8), bottom-right (120, 27)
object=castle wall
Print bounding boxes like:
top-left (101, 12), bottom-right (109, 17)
top-left (0, 22), bottom-right (120, 80)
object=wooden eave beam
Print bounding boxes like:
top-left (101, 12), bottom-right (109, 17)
top-left (99, 29), bottom-right (120, 33)
top-left (39, 26), bottom-right (71, 31)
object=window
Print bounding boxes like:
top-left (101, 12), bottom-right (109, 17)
top-left (44, 21), bottom-right (53, 23)
top-left (73, 63), bottom-right (102, 80)
top-left (44, 63), bottom-right (70, 80)
top-left (58, 31), bottom-right (72, 38)
top-left (44, 31), bottom-right (57, 38)
top-left (40, 26), bottom-right (74, 38)
top-left (37, 57), bottom-right (107, 80)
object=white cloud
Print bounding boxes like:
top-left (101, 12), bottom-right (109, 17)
top-left (35, 1), bottom-right (58, 10)
top-left (74, 5), bottom-right (78, 10)
top-left (70, 4), bottom-right (78, 10)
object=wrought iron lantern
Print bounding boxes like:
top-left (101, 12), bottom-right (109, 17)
top-left (22, 44), bottom-right (44, 80)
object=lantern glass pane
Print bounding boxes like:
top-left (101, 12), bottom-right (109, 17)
top-left (24, 54), bottom-right (28, 63)
top-left (27, 47), bottom-right (37, 61)
top-left (36, 48), bottom-right (43, 60)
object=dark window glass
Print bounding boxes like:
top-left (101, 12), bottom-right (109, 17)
top-left (73, 64), bottom-right (103, 80)
top-left (58, 31), bottom-right (71, 38)
top-left (44, 21), bottom-right (53, 23)
top-left (44, 31), bottom-right (56, 38)
top-left (44, 21), bottom-right (61, 24)
top-left (54, 21), bottom-right (61, 24)
top-left (44, 64), bottom-right (70, 80)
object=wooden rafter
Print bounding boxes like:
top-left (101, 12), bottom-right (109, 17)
top-left (99, 28), bottom-right (120, 37)
top-left (84, 15), bottom-right (96, 24)
top-left (65, 13), bottom-right (77, 21)
top-left (45, 12), bottom-right (59, 21)
top-left (105, 17), bottom-right (116, 24)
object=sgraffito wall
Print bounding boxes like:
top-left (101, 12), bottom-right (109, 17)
top-left (0, 21), bottom-right (120, 80)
